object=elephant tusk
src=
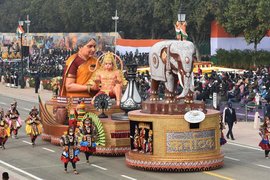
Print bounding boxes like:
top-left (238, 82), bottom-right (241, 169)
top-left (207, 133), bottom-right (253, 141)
top-left (177, 75), bottom-right (188, 98)
top-left (190, 72), bottom-right (195, 92)
top-left (178, 72), bottom-right (184, 88)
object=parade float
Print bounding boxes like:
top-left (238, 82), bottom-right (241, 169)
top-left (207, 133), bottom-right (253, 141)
top-left (39, 52), bottom-right (141, 156)
top-left (125, 39), bottom-right (224, 171)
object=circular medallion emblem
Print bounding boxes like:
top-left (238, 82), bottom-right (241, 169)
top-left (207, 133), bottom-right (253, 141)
top-left (152, 53), bottom-right (159, 69)
top-left (184, 110), bottom-right (205, 123)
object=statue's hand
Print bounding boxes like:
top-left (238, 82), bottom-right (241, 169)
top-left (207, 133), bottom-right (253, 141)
top-left (91, 83), bottom-right (100, 91)
top-left (115, 79), bottom-right (121, 84)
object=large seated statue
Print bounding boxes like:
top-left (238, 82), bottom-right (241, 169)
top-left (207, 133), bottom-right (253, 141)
top-left (89, 52), bottom-right (126, 106)
top-left (60, 38), bottom-right (100, 98)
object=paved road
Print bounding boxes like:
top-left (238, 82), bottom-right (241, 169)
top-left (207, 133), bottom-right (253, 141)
top-left (1, 95), bottom-right (270, 180)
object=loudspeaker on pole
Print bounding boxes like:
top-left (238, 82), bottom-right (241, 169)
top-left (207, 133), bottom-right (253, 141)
top-left (22, 46), bottom-right (29, 57)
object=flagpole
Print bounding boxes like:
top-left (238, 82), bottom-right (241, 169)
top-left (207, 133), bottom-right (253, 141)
top-left (20, 32), bottom-right (24, 88)
top-left (18, 20), bottom-right (25, 89)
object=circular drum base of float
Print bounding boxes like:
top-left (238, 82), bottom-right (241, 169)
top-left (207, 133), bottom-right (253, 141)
top-left (127, 109), bottom-right (224, 172)
top-left (126, 152), bottom-right (224, 172)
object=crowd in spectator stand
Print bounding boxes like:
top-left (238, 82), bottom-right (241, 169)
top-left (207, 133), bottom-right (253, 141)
top-left (116, 51), bottom-right (149, 67)
top-left (28, 52), bottom-right (67, 78)
top-left (1, 48), bottom-right (270, 118)
top-left (132, 64), bottom-right (270, 118)
top-left (194, 66), bottom-right (270, 118)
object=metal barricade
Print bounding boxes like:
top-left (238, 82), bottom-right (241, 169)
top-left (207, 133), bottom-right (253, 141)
top-left (245, 104), bottom-right (265, 122)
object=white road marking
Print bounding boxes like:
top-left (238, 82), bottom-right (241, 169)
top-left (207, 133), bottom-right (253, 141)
top-left (225, 156), bottom-right (240, 161)
top-left (42, 147), bottom-right (55, 153)
top-left (0, 160), bottom-right (44, 180)
top-left (227, 142), bottom-right (263, 151)
top-left (255, 164), bottom-right (270, 169)
top-left (121, 175), bottom-right (137, 180)
top-left (22, 140), bottom-right (32, 145)
top-left (23, 108), bottom-right (31, 111)
top-left (91, 164), bottom-right (107, 170)
top-left (0, 102), bottom-right (7, 105)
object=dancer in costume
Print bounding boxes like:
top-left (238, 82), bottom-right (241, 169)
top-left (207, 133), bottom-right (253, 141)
top-left (60, 127), bottom-right (80, 174)
top-left (259, 116), bottom-right (270, 159)
top-left (25, 107), bottom-right (42, 146)
top-left (0, 109), bottom-right (10, 149)
top-left (90, 52), bottom-right (126, 106)
top-left (5, 101), bottom-right (22, 139)
top-left (79, 117), bottom-right (97, 163)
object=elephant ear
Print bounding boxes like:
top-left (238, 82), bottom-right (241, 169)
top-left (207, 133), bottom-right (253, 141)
top-left (160, 47), bottom-right (167, 64)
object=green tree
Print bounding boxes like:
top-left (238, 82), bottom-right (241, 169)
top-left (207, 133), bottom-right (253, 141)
top-left (181, 0), bottom-right (214, 61)
top-left (117, 0), bottom-right (155, 38)
top-left (215, 0), bottom-right (270, 51)
top-left (0, 0), bottom-right (31, 32)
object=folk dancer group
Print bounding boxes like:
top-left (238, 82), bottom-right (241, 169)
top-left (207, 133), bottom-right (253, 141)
top-left (0, 101), bottom-right (21, 149)
top-left (0, 102), bottom-right (43, 149)
top-left (60, 111), bottom-right (99, 174)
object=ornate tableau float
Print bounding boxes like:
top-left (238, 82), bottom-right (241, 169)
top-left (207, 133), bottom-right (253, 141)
top-left (126, 40), bottom-right (224, 171)
top-left (40, 52), bottom-right (135, 156)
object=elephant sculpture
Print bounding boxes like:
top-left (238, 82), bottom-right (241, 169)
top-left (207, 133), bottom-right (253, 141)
top-left (149, 40), bottom-right (195, 103)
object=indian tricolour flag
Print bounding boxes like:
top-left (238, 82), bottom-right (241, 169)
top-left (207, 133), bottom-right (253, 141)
top-left (16, 25), bottom-right (25, 34)
top-left (116, 39), bottom-right (163, 55)
top-left (211, 20), bottom-right (270, 55)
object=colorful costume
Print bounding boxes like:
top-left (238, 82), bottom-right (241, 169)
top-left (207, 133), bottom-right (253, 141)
top-left (132, 125), bottom-right (140, 151)
top-left (25, 107), bottom-right (42, 146)
top-left (68, 109), bottom-right (77, 129)
top-left (146, 130), bottom-right (153, 154)
top-left (259, 128), bottom-right (270, 149)
top-left (60, 54), bottom-right (98, 98)
top-left (5, 102), bottom-right (22, 139)
top-left (79, 117), bottom-right (97, 163)
top-left (175, 21), bottom-right (188, 40)
top-left (76, 100), bottom-right (86, 126)
top-left (0, 110), bottom-right (10, 149)
top-left (259, 121), bottom-right (270, 158)
top-left (60, 127), bottom-right (80, 174)
top-left (139, 128), bottom-right (146, 153)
